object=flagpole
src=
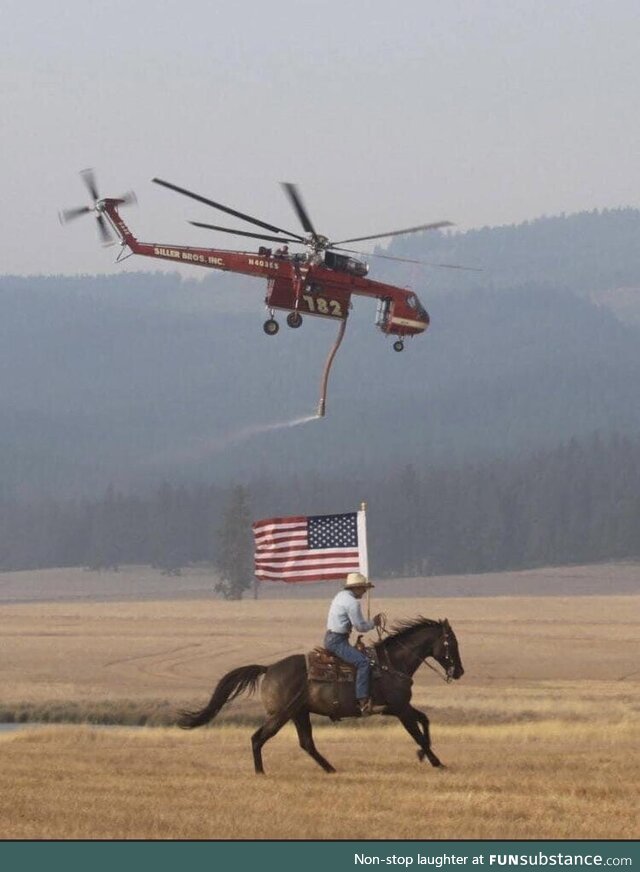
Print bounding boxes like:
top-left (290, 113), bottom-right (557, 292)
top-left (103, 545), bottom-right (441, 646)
top-left (357, 501), bottom-right (370, 620)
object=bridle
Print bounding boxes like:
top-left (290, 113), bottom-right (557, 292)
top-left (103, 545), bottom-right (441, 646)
top-left (437, 625), bottom-right (457, 683)
top-left (376, 616), bottom-right (457, 684)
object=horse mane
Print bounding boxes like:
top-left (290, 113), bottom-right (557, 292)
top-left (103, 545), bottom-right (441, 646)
top-left (378, 616), bottom-right (442, 647)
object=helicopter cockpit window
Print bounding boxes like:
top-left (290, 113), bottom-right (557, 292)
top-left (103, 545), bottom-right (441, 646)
top-left (407, 294), bottom-right (417, 309)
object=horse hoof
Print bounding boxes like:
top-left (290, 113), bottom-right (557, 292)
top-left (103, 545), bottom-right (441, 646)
top-left (416, 750), bottom-right (426, 762)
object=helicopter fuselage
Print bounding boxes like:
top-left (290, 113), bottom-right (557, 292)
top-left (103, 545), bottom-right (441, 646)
top-left (102, 200), bottom-right (430, 340)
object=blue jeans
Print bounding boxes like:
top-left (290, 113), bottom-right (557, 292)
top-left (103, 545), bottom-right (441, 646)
top-left (324, 630), bottom-right (371, 700)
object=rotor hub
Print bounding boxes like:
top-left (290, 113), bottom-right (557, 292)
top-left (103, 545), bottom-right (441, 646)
top-left (309, 233), bottom-right (329, 251)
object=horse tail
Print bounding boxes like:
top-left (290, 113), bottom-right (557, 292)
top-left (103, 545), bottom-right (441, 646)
top-left (178, 664), bottom-right (268, 729)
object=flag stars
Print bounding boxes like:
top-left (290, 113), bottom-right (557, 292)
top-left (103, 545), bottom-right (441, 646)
top-left (309, 513), bottom-right (358, 550)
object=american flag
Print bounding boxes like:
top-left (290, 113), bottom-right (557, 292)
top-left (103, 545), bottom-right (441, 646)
top-left (253, 512), bottom-right (365, 583)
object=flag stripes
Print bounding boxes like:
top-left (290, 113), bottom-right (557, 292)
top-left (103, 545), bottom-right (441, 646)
top-left (253, 512), bottom-right (361, 583)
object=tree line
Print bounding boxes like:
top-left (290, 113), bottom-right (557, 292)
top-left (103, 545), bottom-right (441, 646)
top-left (2, 266), bottom-right (640, 499)
top-left (0, 431), bottom-right (638, 597)
top-left (381, 206), bottom-right (640, 298)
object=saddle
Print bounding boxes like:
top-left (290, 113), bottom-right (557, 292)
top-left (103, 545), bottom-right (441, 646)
top-left (305, 645), bottom-right (379, 683)
top-left (306, 647), bottom-right (357, 683)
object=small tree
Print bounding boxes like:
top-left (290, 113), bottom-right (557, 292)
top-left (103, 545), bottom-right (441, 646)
top-left (215, 486), bottom-right (254, 600)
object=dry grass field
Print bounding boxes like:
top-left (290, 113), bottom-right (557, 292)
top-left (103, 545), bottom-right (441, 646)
top-left (0, 572), bottom-right (638, 839)
top-left (1, 718), bottom-right (637, 840)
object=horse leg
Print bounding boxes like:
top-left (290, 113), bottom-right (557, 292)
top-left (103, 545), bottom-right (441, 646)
top-left (251, 712), bottom-right (291, 775)
top-left (398, 703), bottom-right (430, 745)
top-left (409, 705), bottom-right (442, 767)
top-left (396, 707), bottom-right (443, 768)
top-left (293, 710), bottom-right (336, 774)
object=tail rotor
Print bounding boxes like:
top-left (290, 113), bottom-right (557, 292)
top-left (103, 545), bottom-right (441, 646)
top-left (59, 169), bottom-right (136, 246)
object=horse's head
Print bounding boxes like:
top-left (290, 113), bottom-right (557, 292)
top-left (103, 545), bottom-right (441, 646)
top-left (432, 619), bottom-right (464, 682)
top-left (379, 616), bottom-right (464, 682)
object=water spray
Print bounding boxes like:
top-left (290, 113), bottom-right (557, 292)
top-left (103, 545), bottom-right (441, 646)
top-left (142, 413), bottom-right (319, 468)
top-left (189, 412), bottom-right (320, 456)
top-left (225, 414), bottom-right (319, 446)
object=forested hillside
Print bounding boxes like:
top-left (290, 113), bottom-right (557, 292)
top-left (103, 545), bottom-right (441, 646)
top-left (0, 432), bottom-right (638, 576)
top-left (380, 206), bottom-right (640, 303)
top-left (1, 207), bottom-right (639, 579)
top-left (1, 262), bottom-right (640, 495)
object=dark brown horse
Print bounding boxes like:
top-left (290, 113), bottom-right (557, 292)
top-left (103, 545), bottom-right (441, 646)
top-left (179, 617), bottom-right (464, 774)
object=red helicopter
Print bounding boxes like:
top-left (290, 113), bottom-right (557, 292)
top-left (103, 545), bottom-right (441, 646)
top-left (60, 170), bottom-right (473, 414)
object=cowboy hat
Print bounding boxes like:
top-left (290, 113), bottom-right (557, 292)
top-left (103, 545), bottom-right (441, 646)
top-left (344, 572), bottom-right (375, 590)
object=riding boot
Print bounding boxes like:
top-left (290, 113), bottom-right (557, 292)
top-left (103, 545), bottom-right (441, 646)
top-left (357, 697), bottom-right (372, 717)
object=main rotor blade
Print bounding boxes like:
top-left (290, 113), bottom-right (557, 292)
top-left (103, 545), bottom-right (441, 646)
top-left (59, 206), bottom-right (93, 223)
top-left (189, 221), bottom-right (302, 245)
top-left (281, 182), bottom-right (318, 238)
top-left (96, 214), bottom-right (113, 245)
top-left (333, 221), bottom-right (453, 246)
top-left (153, 178), bottom-right (305, 240)
top-left (333, 246), bottom-right (483, 271)
top-left (81, 168), bottom-right (100, 202)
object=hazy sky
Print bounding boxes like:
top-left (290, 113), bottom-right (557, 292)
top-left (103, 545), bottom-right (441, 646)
top-left (2, 0), bottom-right (639, 275)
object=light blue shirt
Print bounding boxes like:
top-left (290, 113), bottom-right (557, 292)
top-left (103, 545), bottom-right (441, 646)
top-left (326, 589), bottom-right (375, 635)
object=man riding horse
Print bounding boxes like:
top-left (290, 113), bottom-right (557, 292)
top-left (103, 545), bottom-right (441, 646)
top-left (324, 571), bottom-right (383, 716)
top-left (179, 604), bottom-right (464, 774)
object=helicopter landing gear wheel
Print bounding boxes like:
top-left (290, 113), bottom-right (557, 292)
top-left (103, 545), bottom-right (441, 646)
top-left (286, 311), bottom-right (303, 328)
top-left (393, 340), bottom-right (404, 352)
top-left (263, 318), bottom-right (279, 336)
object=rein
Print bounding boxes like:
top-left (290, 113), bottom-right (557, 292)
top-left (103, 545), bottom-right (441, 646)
top-left (375, 614), bottom-right (454, 683)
